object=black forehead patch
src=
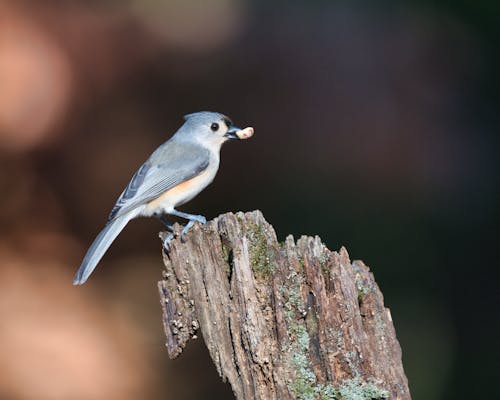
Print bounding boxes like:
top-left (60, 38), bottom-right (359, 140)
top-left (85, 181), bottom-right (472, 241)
top-left (223, 117), bottom-right (233, 127)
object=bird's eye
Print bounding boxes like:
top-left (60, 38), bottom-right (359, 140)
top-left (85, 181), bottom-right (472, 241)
top-left (211, 123), bottom-right (219, 132)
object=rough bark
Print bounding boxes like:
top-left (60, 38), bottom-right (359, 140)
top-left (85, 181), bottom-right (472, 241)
top-left (158, 210), bottom-right (411, 400)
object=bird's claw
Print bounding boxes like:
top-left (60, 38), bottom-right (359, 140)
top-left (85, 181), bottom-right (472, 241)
top-left (180, 221), bottom-right (194, 242)
top-left (163, 233), bottom-right (176, 253)
top-left (180, 215), bottom-right (206, 242)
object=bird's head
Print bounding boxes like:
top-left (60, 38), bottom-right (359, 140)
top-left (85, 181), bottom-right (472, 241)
top-left (178, 111), bottom-right (254, 149)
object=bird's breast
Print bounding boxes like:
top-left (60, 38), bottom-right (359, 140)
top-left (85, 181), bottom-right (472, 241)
top-left (143, 162), bottom-right (218, 215)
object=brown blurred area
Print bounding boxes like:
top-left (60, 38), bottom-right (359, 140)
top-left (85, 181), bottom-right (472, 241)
top-left (0, 0), bottom-right (498, 399)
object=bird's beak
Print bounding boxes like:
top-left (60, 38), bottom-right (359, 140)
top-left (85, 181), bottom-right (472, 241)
top-left (224, 125), bottom-right (254, 140)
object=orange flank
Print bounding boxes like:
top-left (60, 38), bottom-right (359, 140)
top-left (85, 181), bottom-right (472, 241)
top-left (145, 169), bottom-right (211, 212)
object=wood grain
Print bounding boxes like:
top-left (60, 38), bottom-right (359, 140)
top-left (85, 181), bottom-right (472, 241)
top-left (158, 210), bottom-right (410, 400)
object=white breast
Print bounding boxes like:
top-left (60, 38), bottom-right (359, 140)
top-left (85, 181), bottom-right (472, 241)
top-left (141, 155), bottom-right (219, 216)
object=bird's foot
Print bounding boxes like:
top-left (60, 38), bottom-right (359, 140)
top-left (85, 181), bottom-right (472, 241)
top-left (180, 215), bottom-right (206, 242)
top-left (163, 233), bottom-right (176, 253)
top-left (195, 215), bottom-right (207, 225)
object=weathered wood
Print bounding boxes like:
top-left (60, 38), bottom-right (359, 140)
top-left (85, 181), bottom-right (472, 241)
top-left (158, 210), bottom-right (410, 400)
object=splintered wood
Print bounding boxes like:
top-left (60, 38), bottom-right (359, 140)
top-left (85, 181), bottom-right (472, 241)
top-left (158, 210), bottom-right (410, 400)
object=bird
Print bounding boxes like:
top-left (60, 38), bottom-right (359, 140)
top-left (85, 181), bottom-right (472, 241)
top-left (73, 111), bottom-right (254, 285)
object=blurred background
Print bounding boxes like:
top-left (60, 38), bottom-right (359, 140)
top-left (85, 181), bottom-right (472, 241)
top-left (0, 0), bottom-right (498, 399)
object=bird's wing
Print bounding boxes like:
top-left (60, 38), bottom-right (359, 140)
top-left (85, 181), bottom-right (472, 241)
top-left (107, 141), bottom-right (210, 221)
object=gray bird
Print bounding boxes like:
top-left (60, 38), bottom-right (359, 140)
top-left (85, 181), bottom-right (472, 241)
top-left (73, 111), bottom-right (254, 285)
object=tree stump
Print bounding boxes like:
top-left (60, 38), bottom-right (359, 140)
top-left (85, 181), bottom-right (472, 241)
top-left (158, 210), bottom-right (410, 400)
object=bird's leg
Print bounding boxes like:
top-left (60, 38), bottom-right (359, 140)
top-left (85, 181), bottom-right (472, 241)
top-left (157, 215), bottom-right (174, 232)
top-left (168, 209), bottom-right (207, 242)
top-left (156, 215), bottom-right (176, 252)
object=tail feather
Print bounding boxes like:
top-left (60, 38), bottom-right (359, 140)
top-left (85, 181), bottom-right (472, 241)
top-left (73, 214), bottom-right (132, 285)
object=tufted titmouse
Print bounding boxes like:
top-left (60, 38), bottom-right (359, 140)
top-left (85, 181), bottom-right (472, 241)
top-left (73, 111), bottom-right (254, 285)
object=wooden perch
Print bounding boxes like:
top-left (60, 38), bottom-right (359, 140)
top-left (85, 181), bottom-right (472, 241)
top-left (158, 210), bottom-right (411, 400)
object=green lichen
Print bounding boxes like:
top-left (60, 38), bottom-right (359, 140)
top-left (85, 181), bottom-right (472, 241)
top-left (292, 376), bottom-right (388, 400)
top-left (352, 262), bottom-right (373, 305)
top-left (284, 284), bottom-right (302, 314)
top-left (318, 385), bottom-right (337, 399)
top-left (221, 242), bottom-right (230, 261)
top-left (288, 334), bottom-right (340, 400)
top-left (345, 351), bottom-right (361, 377)
top-left (289, 324), bottom-right (319, 400)
top-left (319, 253), bottom-right (330, 278)
top-left (280, 279), bottom-right (315, 399)
top-left (281, 281), bottom-right (331, 400)
top-left (281, 269), bottom-right (388, 400)
top-left (337, 378), bottom-right (388, 400)
top-left (246, 222), bottom-right (276, 277)
top-left (236, 214), bottom-right (245, 225)
top-left (220, 240), bottom-right (233, 278)
top-left (354, 273), bottom-right (369, 305)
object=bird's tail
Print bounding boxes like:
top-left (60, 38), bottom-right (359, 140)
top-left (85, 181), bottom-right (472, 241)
top-left (73, 214), bottom-right (132, 285)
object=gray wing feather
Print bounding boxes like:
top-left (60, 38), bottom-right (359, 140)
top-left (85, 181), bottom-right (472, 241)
top-left (107, 141), bottom-right (210, 221)
top-left (108, 162), bottom-right (151, 221)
